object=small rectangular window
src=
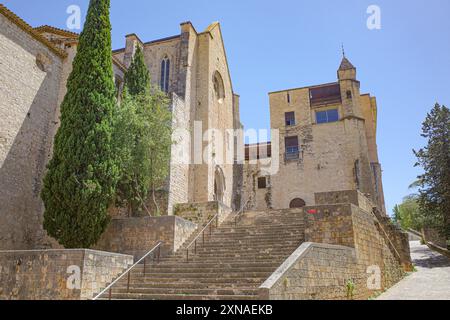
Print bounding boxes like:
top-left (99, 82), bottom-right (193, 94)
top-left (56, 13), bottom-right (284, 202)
top-left (285, 112), bottom-right (295, 126)
top-left (316, 109), bottom-right (339, 124)
top-left (258, 177), bottom-right (267, 189)
top-left (287, 92), bottom-right (291, 104)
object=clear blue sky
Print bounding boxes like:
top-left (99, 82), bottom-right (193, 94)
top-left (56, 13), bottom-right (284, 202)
top-left (4, 0), bottom-right (450, 215)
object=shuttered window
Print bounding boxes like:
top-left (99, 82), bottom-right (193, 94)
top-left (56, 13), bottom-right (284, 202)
top-left (285, 136), bottom-right (299, 160)
top-left (285, 112), bottom-right (295, 126)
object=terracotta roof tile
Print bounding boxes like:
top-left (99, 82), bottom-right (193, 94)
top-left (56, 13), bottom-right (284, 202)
top-left (0, 4), bottom-right (67, 58)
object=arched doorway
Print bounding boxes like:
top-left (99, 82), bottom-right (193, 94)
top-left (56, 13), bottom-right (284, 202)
top-left (289, 198), bottom-right (306, 208)
top-left (214, 166), bottom-right (226, 204)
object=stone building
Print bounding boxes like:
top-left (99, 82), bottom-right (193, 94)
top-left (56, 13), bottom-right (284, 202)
top-left (0, 3), bottom-right (386, 249)
top-left (243, 57), bottom-right (386, 215)
top-left (110, 22), bottom-right (241, 215)
top-left (0, 4), bottom-right (411, 301)
top-left (0, 4), bottom-right (240, 250)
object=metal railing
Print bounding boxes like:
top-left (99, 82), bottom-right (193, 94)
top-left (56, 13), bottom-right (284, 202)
top-left (285, 147), bottom-right (300, 161)
top-left (185, 214), bottom-right (219, 262)
top-left (370, 208), bottom-right (403, 263)
top-left (234, 199), bottom-right (251, 226)
top-left (92, 241), bottom-right (163, 300)
top-left (184, 200), bottom-right (251, 262)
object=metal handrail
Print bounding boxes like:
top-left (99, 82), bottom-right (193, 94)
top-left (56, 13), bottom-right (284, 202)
top-left (92, 241), bottom-right (163, 300)
top-left (185, 213), bottom-right (219, 262)
top-left (234, 199), bottom-right (251, 226)
top-left (370, 208), bottom-right (403, 262)
top-left (184, 200), bottom-right (251, 262)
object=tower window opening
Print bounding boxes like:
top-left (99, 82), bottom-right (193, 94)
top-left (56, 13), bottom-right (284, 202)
top-left (346, 90), bottom-right (352, 99)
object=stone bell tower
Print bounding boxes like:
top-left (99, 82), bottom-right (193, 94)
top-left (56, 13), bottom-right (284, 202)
top-left (337, 55), bottom-right (363, 120)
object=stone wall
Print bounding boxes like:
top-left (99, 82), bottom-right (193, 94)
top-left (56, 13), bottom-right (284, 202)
top-left (173, 201), bottom-right (231, 226)
top-left (252, 190), bottom-right (409, 300)
top-left (304, 204), bottom-right (355, 248)
top-left (317, 190), bottom-right (411, 271)
top-left (371, 208), bottom-right (412, 271)
top-left (304, 203), bottom-right (405, 294)
top-left (262, 196), bottom-right (407, 299)
top-left (259, 243), bottom-right (365, 300)
top-left (242, 162), bottom-right (274, 211)
top-left (351, 207), bottom-right (406, 288)
top-left (0, 12), bottom-right (65, 250)
top-left (261, 191), bottom-right (410, 299)
top-left (315, 189), bottom-right (381, 216)
top-left (0, 249), bottom-right (132, 300)
top-left (168, 93), bottom-right (190, 215)
top-left (315, 189), bottom-right (360, 207)
top-left (94, 216), bottom-right (197, 260)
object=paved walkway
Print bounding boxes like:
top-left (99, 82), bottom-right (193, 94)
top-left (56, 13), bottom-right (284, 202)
top-left (377, 241), bottom-right (450, 300)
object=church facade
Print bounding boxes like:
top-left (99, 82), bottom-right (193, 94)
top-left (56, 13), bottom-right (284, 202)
top-left (0, 4), bottom-right (241, 250)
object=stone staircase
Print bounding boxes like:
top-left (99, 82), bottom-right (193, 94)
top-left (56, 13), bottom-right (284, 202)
top-left (100, 210), bottom-right (305, 300)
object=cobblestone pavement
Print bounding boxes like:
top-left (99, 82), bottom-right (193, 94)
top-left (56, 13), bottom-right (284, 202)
top-left (377, 241), bottom-right (450, 300)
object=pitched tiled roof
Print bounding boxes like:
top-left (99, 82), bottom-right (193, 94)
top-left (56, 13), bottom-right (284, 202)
top-left (0, 4), bottom-right (67, 59)
top-left (34, 25), bottom-right (79, 38)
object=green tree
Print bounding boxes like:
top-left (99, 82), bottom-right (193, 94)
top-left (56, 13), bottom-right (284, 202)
top-left (392, 195), bottom-right (422, 231)
top-left (115, 48), bottom-right (172, 215)
top-left (41, 0), bottom-right (119, 248)
top-left (414, 103), bottom-right (450, 245)
top-left (123, 46), bottom-right (150, 96)
top-left (115, 90), bottom-right (172, 216)
top-left (146, 90), bottom-right (172, 215)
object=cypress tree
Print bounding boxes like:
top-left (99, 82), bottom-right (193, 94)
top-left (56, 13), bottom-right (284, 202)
top-left (124, 46), bottom-right (150, 96)
top-left (41, 0), bottom-right (119, 248)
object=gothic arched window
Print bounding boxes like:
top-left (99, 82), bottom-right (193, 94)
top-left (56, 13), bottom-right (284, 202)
top-left (213, 71), bottom-right (225, 104)
top-left (160, 56), bottom-right (170, 93)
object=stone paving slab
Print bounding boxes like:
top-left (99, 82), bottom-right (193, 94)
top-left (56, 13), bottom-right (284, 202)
top-left (377, 241), bottom-right (450, 300)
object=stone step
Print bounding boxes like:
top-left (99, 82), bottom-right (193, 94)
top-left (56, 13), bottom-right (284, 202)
top-left (209, 231), bottom-right (304, 238)
top-left (186, 237), bottom-right (302, 245)
top-left (213, 224), bottom-right (305, 232)
top-left (109, 287), bottom-right (258, 296)
top-left (179, 247), bottom-right (298, 255)
top-left (116, 277), bottom-right (265, 286)
top-left (182, 240), bottom-right (303, 247)
top-left (133, 261), bottom-right (280, 269)
top-left (130, 266), bottom-right (276, 274)
top-left (182, 242), bottom-right (302, 250)
top-left (96, 212), bottom-right (307, 300)
top-left (172, 253), bottom-right (294, 261)
top-left (238, 217), bottom-right (304, 223)
top-left (102, 293), bottom-right (258, 300)
top-left (166, 251), bottom-right (296, 259)
top-left (194, 233), bottom-right (304, 240)
top-left (126, 271), bottom-right (271, 279)
top-left (228, 222), bottom-right (305, 227)
top-left (158, 257), bottom-right (287, 264)
top-left (111, 281), bottom-right (262, 290)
